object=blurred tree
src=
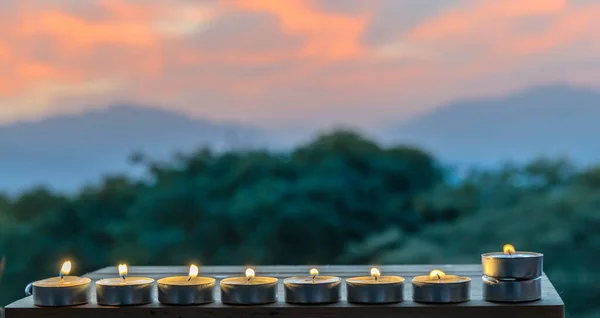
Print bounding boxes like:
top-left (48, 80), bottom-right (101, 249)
top-left (0, 130), bottom-right (596, 318)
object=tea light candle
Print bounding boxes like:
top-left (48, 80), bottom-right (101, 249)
top-left (284, 268), bottom-right (341, 304)
top-left (482, 244), bottom-right (543, 279)
top-left (25, 261), bottom-right (91, 307)
top-left (220, 268), bottom-right (278, 305)
top-left (482, 275), bottom-right (542, 303)
top-left (412, 269), bottom-right (471, 304)
top-left (96, 264), bottom-right (155, 306)
top-left (346, 267), bottom-right (405, 304)
top-left (157, 264), bottom-right (215, 305)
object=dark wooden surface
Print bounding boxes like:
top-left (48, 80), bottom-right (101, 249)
top-left (5, 265), bottom-right (564, 318)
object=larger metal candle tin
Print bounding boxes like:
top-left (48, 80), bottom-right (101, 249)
top-left (346, 276), bottom-right (404, 304)
top-left (482, 275), bottom-right (542, 303)
top-left (157, 277), bottom-right (216, 305)
top-left (25, 277), bottom-right (92, 307)
top-left (220, 277), bottom-right (278, 305)
top-left (96, 278), bottom-right (155, 306)
top-left (481, 252), bottom-right (543, 279)
top-left (412, 275), bottom-right (471, 304)
top-left (284, 276), bottom-right (341, 304)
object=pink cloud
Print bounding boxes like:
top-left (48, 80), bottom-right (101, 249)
top-left (1, 0), bottom-right (600, 128)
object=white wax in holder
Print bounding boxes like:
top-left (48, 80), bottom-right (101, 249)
top-left (482, 244), bottom-right (543, 279)
top-left (95, 264), bottom-right (155, 306)
top-left (220, 268), bottom-right (278, 305)
top-left (412, 270), bottom-right (471, 304)
top-left (284, 268), bottom-right (341, 304)
top-left (27, 261), bottom-right (92, 307)
top-left (346, 268), bottom-right (405, 304)
top-left (157, 265), bottom-right (216, 305)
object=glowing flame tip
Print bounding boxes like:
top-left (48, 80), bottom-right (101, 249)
top-left (503, 244), bottom-right (516, 255)
top-left (118, 264), bottom-right (128, 277)
top-left (189, 265), bottom-right (199, 279)
top-left (309, 268), bottom-right (319, 277)
top-left (429, 269), bottom-right (446, 280)
top-left (370, 267), bottom-right (381, 278)
top-left (245, 268), bottom-right (255, 281)
top-left (60, 261), bottom-right (72, 276)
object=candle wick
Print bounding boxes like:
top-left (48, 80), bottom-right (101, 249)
top-left (437, 274), bottom-right (441, 280)
top-left (375, 276), bottom-right (378, 281)
top-left (187, 276), bottom-right (192, 281)
top-left (312, 275), bottom-right (316, 282)
top-left (121, 275), bottom-right (126, 282)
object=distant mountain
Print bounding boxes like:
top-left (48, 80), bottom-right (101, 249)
top-left (0, 106), bottom-right (264, 192)
top-left (390, 85), bottom-right (600, 165)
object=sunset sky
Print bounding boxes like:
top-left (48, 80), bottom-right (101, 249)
top-left (1, 0), bottom-right (599, 129)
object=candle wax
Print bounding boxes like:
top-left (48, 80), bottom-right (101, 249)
top-left (158, 276), bottom-right (215, 286)
top-left (221, 277), bottom-right (277, 286)
top-left (346, 276), bottom-right (404, 285)
top-left (33, 276), bottom-right (91, 287)
top-left (487, 252), bottom-right (541, 258)
top-left (413, 275), bottom-right (470, 284)
top-left (285, 276), bottom-right (340, 284)
top-left (97, 277), bottom-right (154, 286)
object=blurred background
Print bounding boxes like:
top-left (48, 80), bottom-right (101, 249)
top-left (1, 0), bottom-right (599, 316)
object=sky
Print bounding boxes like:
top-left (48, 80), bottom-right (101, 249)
top-left (1, 0), bottom-right (599, 130)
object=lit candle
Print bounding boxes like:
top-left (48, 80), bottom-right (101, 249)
top-left (412, 269), bottom-right (470, 303)
top-left (96, 264), bottom-right (155, 306)
top-left (157, 264), bottom-right (216, 305)
top-left (25, 261), bottom-right (91, 307)
top-left (346, 267), bottom-right (405, 304)
top-left (283, 268), bottom-right (341, 304)
top-left (481, 244), bottom-right (543, 279)
top-left (220, 268), bottom-right (278, 305)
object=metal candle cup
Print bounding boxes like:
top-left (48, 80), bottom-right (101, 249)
top-left (482, 244), bottom-right (543, 279)
top-left (284, 268), bottom-right (341, 304)
top-left (157, 277), bottom-right (215, 305)
top-left (96, 264), bottom-right (154, 306)
top-left (346, 268), bottom-right (404, 304)
top-left (220, 268), bottom-right (278, 305)
top-left (412, 270), bottom-right (471, 304)
top-left (27, 276), bottom-right (91, 307)
top-left (25, 261), bottom-right (91, 307)
top-left (482, 276), bottom-right (542, 303)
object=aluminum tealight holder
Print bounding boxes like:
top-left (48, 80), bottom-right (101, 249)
top-left (482, 276), bottom-right (542, 303)
top-left (157, 265), bottom-right (215, 305)
top-left (412, 270), bottom-right (471, 304)
top-left (25, 261), bottom-right (91, 307)
top-left (220, 268), bottom-right (278, 305)
top-left (26, 277), bottom-right (91, 307)
top-left (346, 268), bottom-right (404, 304)
top-left (482, 245), bottom-right (543, 279)
top-left (482, 244), bottom-right (543, 303)
top-left (284, 268), bottom-right (341, 304)
top-left (96, 264), bottom-right (155, 306)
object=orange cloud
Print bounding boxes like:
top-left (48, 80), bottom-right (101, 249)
top-left (232, 0), bottom-right (371, 60)
top-left (1, 0), bottom-right (600, 128)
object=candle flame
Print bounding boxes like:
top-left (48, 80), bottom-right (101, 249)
top-left (310, 268), bottom-right (319, 277)
top-left (118, 264), bottom-right (128, 279)
top-left (60, 261), bottom-right (72, 276)
top-left (245, 268), bottom-right (255, 281)
top-left (503, 244), bottom-right (515, 255)
top-left (188, 264), bottom-right (199, 279)
top-left (370, 267), bottom-right (381, 280)
top-left (429, 269), bottom-right (446, 280)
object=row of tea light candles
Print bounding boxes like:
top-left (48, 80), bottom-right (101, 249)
top-left (27, 244), bottom-right (543, 307)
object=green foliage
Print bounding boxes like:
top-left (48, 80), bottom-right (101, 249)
top-left (0, 131), bottom-right (596, 318)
